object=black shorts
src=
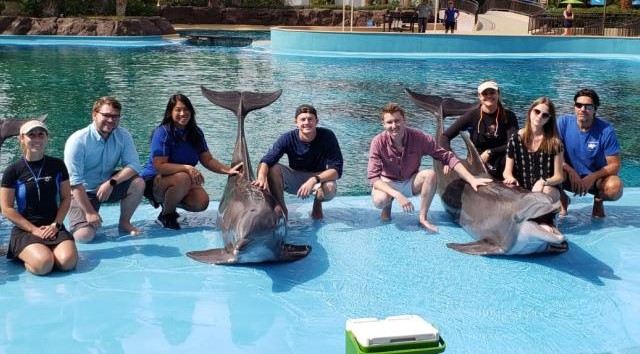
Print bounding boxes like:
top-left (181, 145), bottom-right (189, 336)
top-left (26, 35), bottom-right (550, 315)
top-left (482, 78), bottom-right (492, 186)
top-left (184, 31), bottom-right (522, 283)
top-left (7, 226), bottom-right (74, 260)
top-left (562, 178), bottom-right (599, 196)
top-left (445, 21), bottom-right (456, 30)
top-left (143, 176), bottom-right (161, 208)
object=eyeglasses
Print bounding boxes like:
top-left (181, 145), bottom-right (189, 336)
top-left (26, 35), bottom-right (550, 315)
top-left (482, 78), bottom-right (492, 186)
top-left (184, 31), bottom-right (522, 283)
top-left (574, 102), bottom-right (595, 111)
top-left (481, 89), bottom-right (497, 96)
top-left (98, 112), bottom-right (121, 120)
top-left (533, 108), bottom-right (550, 119)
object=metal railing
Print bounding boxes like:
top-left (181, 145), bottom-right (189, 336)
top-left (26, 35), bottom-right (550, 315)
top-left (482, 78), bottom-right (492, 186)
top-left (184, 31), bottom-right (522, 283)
top-left (528, 13), bottom-right (640, 36)
top-left (478, 0), bottom-right (545, 15)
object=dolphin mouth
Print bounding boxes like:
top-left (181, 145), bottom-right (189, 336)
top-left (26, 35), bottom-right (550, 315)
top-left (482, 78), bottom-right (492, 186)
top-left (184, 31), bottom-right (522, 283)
top-left (526, 213), bottom-right (565, 242)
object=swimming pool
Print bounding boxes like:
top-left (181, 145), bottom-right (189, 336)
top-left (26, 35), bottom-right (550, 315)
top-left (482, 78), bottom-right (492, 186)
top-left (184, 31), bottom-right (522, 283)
top-left (0, 34), bottom-right (639, 353)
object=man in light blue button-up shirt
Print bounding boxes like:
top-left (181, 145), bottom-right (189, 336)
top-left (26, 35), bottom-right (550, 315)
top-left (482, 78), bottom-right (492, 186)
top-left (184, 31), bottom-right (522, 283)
top-left (64, 97), bottom-right (145, 242)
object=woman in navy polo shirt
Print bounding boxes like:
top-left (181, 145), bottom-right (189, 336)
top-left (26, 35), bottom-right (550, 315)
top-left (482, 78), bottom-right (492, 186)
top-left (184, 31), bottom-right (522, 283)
top-left (141, 94), bottom-right (242, 230)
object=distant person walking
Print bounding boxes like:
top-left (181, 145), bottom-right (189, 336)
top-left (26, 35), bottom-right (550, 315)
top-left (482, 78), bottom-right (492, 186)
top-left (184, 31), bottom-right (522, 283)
top-left (444, 1), bottom-right (459, 34)
top-left (416, 0), bottom-right (433, 33)
top-left (563, 4), bottom-right (574, 36)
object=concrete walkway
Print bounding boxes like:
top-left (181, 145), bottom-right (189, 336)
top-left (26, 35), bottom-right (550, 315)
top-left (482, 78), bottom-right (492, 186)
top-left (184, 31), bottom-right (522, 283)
top-left (173, 11), bottom-right (532, 36)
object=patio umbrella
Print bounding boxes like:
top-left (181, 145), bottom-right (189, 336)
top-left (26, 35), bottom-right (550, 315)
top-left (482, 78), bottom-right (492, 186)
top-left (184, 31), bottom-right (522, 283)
top-left (560, 0), bottom-right (584, 4)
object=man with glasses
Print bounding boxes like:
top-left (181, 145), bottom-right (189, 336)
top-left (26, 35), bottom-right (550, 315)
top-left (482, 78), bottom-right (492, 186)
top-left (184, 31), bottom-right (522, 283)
top-left (252, 104), bottom-right (343, 221)
top-left (64, 96), bottom-right (145, 242)
top-left (557, 89), bottom-right (623, 218)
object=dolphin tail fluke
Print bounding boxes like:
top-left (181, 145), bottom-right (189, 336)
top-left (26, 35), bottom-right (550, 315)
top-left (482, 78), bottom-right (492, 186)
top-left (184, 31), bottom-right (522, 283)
top-left (200, 87), bottom-right (282, 119)
top-left (446, 240), bottom-right (505, 255)
top-left (405, 89), bottom-right (477, 120)
top-left (186, 248), bottom-right (237, 265)
top-left (279, 244), bottom-right (312, 262)
top-left (0, 114), bottom-right (48, 148)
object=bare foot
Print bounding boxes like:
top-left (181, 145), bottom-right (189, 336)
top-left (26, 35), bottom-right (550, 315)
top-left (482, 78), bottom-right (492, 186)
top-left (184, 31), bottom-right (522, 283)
top-left (592, 198), bottom-right (605, 218)
top-left (311, 199), bottom-right (323, 220)
top-left (119, 222), bottom-right (142, 236)
top-left (559, 193), bottom-right (570, 217)
top-left (419, 218), bottom-right (438, 233)
top-left (380, 204), bottom-right (392, 222)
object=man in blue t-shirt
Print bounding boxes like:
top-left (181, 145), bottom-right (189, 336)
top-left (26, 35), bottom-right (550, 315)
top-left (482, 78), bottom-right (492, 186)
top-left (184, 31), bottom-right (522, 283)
top-left (556, 89), bottom-right (623, 218)
top-left (252, 104), bottom-right (343, 221)
top-left (443, 1), bottom-right (459, 34)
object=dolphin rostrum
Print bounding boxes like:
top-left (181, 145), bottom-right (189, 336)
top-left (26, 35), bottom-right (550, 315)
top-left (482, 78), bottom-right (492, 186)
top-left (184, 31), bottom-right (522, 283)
top-left (186, 88), bottom-right (311, 264)
top-left (405, 89), bottom-right (567, 256)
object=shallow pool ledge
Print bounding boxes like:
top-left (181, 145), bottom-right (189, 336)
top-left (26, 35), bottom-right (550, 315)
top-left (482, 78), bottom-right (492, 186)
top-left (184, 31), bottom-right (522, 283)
top-left (270, 27), bottom-right (640, 59)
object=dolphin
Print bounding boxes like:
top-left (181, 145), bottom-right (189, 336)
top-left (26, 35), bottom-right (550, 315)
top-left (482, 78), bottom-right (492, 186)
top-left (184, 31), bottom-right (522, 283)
top-left (405, 89), bottom-right (567, 255)
top-left (186, 87), bottom-right (311, 264)
top-left (0, 114), bottom-right (48, 256)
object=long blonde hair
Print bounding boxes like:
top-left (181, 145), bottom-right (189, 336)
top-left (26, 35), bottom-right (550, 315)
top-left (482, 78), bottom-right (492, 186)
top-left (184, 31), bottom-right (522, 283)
top-left (522, 97), bottom-right (563, 155)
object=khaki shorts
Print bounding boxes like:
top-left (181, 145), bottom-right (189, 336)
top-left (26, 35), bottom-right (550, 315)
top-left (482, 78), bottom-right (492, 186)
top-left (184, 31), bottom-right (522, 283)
top-left (68, 176), bottom-right (138, 233)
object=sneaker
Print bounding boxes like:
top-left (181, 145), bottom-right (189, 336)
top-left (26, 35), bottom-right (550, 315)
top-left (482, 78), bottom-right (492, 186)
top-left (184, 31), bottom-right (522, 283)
top-left (156, 211), bottom-right (181, 230)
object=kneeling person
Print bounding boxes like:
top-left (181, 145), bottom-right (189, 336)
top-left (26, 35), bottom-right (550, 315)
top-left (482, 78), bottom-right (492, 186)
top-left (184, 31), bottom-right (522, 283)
top-left (368, 103), bottom-right (491, 232)
top-left (1, 121), bottom-right (78, 275)
top-left (252, 104), bottom-right (343, 220)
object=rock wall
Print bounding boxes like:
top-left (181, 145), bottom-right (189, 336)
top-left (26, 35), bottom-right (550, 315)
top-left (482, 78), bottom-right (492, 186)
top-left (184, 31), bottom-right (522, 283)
top-left (159, 6), bottom-right (390, 27)
top-left (0, 16), bottom-right (175, 35)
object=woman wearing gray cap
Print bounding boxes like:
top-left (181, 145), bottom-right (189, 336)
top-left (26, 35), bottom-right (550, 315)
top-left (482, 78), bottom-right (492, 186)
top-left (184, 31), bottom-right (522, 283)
top-left (438, 80), bottom-right (519, 180)
top-left (0, 120), bottom-right (78, 275)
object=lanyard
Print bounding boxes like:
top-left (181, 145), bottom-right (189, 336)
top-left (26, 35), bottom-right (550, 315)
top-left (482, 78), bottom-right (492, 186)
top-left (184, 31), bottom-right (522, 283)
top-left (24, 157), bottom-right (45, 201)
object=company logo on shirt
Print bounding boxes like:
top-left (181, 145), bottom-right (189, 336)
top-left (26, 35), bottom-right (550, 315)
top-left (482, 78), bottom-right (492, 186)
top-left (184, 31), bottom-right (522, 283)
top-left (587, 140), bottom-right (599, 151)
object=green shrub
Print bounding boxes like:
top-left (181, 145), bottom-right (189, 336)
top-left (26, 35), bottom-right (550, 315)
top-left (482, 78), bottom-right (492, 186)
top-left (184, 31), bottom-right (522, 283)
top-left (19, 0), bottom-right (43, 16)
top-left (126, 0), bottom-right (158, 15)
top-left (57, 0), bottom-right (93, 16)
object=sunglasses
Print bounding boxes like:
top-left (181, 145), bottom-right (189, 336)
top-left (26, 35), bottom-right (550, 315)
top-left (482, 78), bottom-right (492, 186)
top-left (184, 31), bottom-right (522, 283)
top-left (481, 89), bottom-right (497, 96)
top-left (574, 102), bottom-right (595, 111)
top-left (533, 108), bottom-right (550, 119)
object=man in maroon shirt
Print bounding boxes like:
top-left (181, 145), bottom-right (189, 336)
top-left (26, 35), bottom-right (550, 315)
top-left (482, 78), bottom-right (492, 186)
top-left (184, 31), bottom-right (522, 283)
top-left (367, 103), bottom-right (491, 232)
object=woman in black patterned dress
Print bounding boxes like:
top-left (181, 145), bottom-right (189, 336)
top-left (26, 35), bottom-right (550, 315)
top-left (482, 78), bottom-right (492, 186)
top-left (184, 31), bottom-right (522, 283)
top-left (503, 97), bottom-right (564, 202)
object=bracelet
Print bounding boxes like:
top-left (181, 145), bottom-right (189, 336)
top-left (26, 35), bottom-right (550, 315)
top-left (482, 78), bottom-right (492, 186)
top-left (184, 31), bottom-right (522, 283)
top-left (314, 175), bottom-right (321, 183)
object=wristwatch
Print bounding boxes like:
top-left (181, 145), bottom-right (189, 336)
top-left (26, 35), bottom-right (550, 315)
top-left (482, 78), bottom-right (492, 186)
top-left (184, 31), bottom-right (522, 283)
top-left (51, 222), bottom-right (62, 229)
top-left (314, 175), bottom-right (321, 183)
top-left (109, 178), bottom-right (117, 186)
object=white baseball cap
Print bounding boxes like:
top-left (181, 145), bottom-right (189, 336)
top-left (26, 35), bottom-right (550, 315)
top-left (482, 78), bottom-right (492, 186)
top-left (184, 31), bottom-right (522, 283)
top-left (477, 81), bottom-right (499, 94)
top-left (19, 120), bottom-right (49, 135)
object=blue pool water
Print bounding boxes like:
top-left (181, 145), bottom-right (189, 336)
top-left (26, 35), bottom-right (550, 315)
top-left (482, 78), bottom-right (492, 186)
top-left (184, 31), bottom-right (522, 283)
top-left (0, 34), bottom-right (639, 353)
top-left (1, 192), bottom-right (639, 353)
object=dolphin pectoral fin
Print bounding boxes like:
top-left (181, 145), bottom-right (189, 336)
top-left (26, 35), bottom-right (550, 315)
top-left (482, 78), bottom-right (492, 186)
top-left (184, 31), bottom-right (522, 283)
top-left (279, 244), bottom-right (312, 262)
top-left (0, 247), bottom-right (7, 257)
top-left (446, 240), bottom-right (505, 255)
top-left (186, 248), bottom-right (237, 264)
